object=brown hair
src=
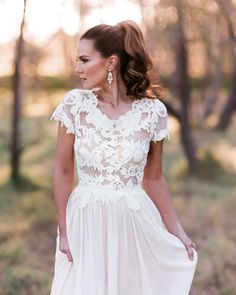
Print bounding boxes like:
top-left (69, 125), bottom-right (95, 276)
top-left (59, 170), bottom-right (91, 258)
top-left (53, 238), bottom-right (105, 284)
top-left (80, 20), bottom-right (160, 100)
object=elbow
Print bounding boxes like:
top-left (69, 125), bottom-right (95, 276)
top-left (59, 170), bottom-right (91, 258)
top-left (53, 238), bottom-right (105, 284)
top-left (53, 161), bottom-right (74, 178)
top-left (143, 168), bottom-right (163, 182)
top-left (52, 167), bottom-right (74, 188)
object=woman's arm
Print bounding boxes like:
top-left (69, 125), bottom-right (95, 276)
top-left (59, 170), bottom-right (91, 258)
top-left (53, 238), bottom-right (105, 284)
top-left (142, 139), bottom-right (197, 260)
top-left (52, 123), bottom-right (75, 237)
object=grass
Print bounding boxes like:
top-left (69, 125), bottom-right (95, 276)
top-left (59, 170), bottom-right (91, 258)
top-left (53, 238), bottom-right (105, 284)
top-left (0, 89), bottom-right (236, 294)
top-left (162, 124), bottom-right (236, 295)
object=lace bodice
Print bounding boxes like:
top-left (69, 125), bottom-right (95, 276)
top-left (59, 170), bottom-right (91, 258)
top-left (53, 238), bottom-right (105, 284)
top-left (50, 89), bottom-right (169, 192)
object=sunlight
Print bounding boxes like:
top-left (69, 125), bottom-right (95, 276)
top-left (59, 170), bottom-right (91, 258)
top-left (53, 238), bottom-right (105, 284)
top-left (61, 3), bottom-right (80, 36)
top-left (84, 1), bottom-right (142, 28)
top-left (0, 0), bottom-right (141, 44)
top-left (0, 0), bottom-right (23, 43)
top-left (25, 0), bottom-right (62, 42)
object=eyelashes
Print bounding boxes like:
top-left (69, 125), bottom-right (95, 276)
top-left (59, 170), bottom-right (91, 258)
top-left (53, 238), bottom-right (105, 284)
top-left (76, 58), bottom-right (89, 63)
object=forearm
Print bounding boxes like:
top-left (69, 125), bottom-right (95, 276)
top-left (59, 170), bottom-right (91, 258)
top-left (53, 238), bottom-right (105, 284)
top-left (53, 169), bottom-right (74, 236)
top-left (142, 176), bottom-right (184, 236)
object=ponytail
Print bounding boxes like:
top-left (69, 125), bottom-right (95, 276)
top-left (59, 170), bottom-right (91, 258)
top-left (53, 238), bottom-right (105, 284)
top-left (116, 20), bottom-right (155, 99)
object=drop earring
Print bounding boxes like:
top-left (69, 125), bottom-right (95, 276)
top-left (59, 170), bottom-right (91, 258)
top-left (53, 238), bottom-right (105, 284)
top-left (107, 69), bottom-right (113, 87)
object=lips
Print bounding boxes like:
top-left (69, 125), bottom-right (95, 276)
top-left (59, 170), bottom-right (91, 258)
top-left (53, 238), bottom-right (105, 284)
top-left (80, 77), bottom-right (87, 81)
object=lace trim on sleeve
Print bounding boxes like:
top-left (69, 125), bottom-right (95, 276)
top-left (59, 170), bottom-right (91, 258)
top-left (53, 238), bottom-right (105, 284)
top-left (50, 89), bottom-right (77, 134)
top-left (151, 99), bottom-right (170, 142)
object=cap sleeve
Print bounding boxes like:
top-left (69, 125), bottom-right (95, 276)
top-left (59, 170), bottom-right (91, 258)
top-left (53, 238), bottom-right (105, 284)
top-left (151, 99), bottom-right (170, 142)
top-left (50, 89), bottom-right (77, 134)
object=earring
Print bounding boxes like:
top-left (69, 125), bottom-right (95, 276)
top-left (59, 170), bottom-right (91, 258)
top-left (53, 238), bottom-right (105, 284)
top-left (107, 69), bottom-right (113, 87)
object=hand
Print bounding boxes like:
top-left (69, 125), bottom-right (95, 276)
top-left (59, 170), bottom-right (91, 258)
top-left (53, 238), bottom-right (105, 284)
top-left (59, 234), bottom-right (73, 262)
top-left (176, 231), bottom-right (198, 261)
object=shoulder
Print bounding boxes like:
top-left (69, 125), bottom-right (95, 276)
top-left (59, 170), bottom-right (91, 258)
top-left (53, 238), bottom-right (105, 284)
top-left (137, 97), bottom-right (167, 116)
top-left (62, 88), bottom-right (91, 104)
top-left (60, 88), bottom-right (98, 117)
top-left (60, 88), bottom-right (96, 112)
top-left (152, 98), bottom-right (168, 117)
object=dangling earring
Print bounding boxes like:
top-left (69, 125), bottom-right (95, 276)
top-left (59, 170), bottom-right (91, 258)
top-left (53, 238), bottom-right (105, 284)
top-left (107, 69), bottom-right (113, 87)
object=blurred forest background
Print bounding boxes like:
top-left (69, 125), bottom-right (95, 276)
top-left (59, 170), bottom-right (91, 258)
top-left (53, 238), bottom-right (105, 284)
top-left (0, 0), bottom-right (236, 294)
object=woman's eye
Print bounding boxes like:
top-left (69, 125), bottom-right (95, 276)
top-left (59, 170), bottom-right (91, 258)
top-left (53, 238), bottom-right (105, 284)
top-left (80, 59), bottom-right (88, 63)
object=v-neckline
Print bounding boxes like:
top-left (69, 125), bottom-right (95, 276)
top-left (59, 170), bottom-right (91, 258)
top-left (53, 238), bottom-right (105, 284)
top-left (89, 90), bottom-right (139, 123)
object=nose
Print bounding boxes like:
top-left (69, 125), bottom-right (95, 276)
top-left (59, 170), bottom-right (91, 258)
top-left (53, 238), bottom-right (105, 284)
top-left (74, 62), bottom-right (83, 74)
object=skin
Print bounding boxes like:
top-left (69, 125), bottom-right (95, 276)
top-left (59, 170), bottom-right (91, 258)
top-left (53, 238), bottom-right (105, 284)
top-left (52, 38), bottom-right (197, 263)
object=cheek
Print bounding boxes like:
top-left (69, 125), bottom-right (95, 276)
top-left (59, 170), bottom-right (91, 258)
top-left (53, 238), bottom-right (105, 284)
top-left (86, 61), bottom-right (106, 79)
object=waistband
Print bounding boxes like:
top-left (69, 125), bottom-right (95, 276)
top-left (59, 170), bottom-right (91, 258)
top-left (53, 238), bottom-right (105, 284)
top-left (68, 183), bottom-right (148, 211)
top-left (74, 183), bottom-right (145, 193)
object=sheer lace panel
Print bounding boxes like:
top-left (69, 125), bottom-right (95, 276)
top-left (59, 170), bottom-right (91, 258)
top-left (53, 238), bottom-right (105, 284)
top-left (50, 89), bottom-right (170, 190)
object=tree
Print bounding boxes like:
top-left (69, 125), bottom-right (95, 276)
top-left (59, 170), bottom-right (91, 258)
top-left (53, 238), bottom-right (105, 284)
top-left (175, 0), bottom-right (199, 172)
top-left (10, 0), bottom-right (27, 182)
top-left (148, 0), bottom-right (199, 173)
top-left (216, 0), bottom-right (236, 129)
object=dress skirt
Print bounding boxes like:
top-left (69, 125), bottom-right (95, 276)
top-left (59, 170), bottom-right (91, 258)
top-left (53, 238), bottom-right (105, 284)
top-left (49, 184), bottom-right (198, 295)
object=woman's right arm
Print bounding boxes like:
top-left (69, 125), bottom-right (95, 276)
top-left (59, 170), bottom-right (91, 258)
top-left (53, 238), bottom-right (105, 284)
top-left (52, 123), bottom-right (75, 237)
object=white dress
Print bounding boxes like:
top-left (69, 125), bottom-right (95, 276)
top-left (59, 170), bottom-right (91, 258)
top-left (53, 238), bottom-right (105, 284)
top-left (49, 89), bottom-right (198, 295)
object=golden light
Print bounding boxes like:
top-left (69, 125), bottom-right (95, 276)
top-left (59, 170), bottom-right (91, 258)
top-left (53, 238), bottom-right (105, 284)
top-left (0, 0), bottom-right (24, 43)
top-left (0, 0), bottom-right (142, 45)
top-left (84, 0), bottom-right (142, 28)
top-left (25, 0), bottom-right (63, 42)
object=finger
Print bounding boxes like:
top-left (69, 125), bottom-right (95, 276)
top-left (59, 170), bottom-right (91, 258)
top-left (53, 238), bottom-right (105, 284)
top-left (187, 246), bottom-right (194, 260)
top-left (66, 251), bottom-right (73, 262)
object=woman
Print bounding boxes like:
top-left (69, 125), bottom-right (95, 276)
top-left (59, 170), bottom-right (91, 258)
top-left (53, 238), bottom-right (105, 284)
top-left (50, 20), bottom-right (198, 295)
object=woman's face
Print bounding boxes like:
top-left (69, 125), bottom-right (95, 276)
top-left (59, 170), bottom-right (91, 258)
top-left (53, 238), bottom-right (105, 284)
top-left (75, 39), bottom-right (109, 89)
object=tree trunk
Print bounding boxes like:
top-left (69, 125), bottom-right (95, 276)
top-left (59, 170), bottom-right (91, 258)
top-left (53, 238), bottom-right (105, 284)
top-left (10, 0), bottom-right (26, 182)
top-left (203, 15), bottom-right (223, 119)
top-left (217, 66), bottom-right (236, 129)
top-left (203, 62), bottom-right (222, 119)
top-left (216, 0), bottom-right (236, 129)
top-left (175, 0), bottom-right (199, 173)
top-left (178, 42), bottom-right (199, 172)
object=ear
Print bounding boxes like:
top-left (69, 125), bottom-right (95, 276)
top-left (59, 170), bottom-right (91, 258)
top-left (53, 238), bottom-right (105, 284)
top-left (106, 55), bottom-right (119, 71)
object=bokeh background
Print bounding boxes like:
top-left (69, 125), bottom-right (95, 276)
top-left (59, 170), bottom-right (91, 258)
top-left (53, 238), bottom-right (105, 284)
top-left (0, 0), bottom-right (236, 294)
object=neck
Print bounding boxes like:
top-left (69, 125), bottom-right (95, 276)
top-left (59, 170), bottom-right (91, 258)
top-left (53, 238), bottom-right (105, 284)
top-left (94, 72), bottom-right (131, 109)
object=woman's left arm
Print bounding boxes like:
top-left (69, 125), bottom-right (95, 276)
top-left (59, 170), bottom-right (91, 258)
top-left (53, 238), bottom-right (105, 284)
top-left (142, 139), bottom-right (197, 260)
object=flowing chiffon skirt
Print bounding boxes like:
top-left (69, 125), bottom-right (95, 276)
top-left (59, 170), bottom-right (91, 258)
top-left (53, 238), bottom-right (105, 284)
top-left (50, 184), bottom-right (198, 295)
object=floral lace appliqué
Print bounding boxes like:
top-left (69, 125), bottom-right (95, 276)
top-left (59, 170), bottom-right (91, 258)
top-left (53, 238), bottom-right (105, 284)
top-left (50, 89), bottom-right (170, 210)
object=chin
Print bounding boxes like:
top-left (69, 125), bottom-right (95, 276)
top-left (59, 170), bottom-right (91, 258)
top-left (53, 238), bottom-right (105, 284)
top-left (81, 81), bottom-right (104, 91)
top-left (81, 82), bottom-right (94, 90)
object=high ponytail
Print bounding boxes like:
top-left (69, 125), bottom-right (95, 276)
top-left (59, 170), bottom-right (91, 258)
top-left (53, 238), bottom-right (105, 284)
top-left (80, 20), bottom-right (159, 100)
top-left (116, 20), bottom-right (154, 99)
